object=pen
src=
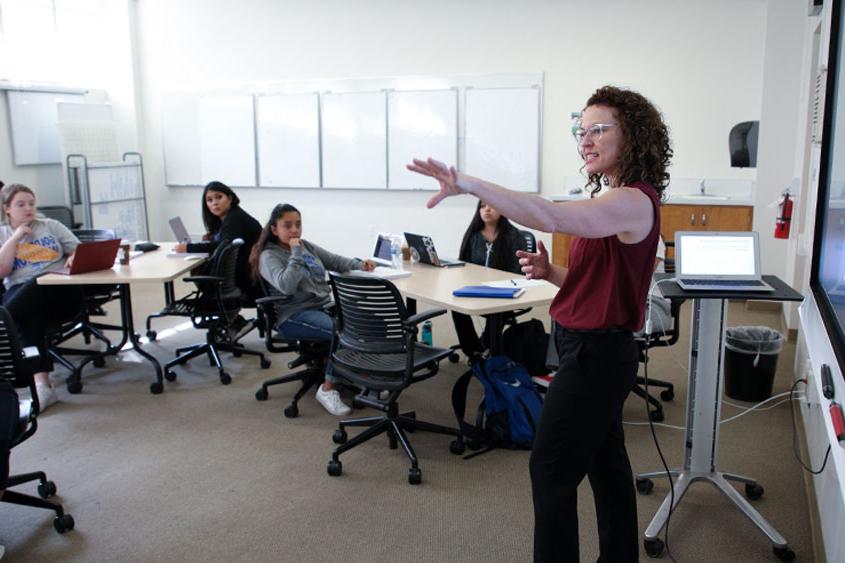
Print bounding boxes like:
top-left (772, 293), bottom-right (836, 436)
top-left (511, 279), bottom-right (518, 286)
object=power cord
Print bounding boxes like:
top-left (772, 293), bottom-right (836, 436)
top-left (789, 378), bottom-right (832, 474)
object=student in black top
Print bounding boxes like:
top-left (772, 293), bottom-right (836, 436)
top-left (174, 181), bottom-right (262, 302)
top-left (452, 200), bottom-right (528, 357)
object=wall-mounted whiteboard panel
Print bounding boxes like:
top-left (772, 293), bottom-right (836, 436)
top-left (7, 91), bottom-right (85, 165)
top-left (465, 87), bottom-right (540, 192)
top-left (321, 91), bottom-right (386, 189)
top-left (388, 89), bottom-right (457, 190)
top-left (91, 199), bottom-right (148, 242)
top-left (199, 95), bottom-right (255, 186)
top-left (256, 93), bottom-right (320, 187)
top-left (162, 94), bottom-right (201, 186)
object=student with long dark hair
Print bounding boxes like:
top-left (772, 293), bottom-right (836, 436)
top-left (410, 85), bottom-right (671, 562)
top-left (453, 200), bottom-right (527, 357)
top-left (174, 181), bottom-right (262, 301)
top-left (0, 184), bottom-right (85, 411)
top-left (248, 204), bottom-right (374, 416)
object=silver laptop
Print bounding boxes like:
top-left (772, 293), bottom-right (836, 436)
top-left (371, 233), bottom-right (394, 267)
top-left (168, 216), bottom-right (191, 243)
top-left (675, 231), bottom-right (773, 292)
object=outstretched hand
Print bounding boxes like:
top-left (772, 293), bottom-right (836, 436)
top-left (407, 158), bottom-right (470, 208)
top-left (516, 240), bottom-right (551, 281)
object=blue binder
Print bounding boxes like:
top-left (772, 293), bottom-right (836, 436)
top-left (452, 285), bottom-right (525, 299)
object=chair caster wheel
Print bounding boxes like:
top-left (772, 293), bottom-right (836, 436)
top-left (164, 369), bottom-right (177, 382)
top-left (408, 467), bottom-right (422, 485)
top-left (773, 546), bottom-right (795, 562)
top-left (333, 429), bottom-right (348, 444)
top-left (448, 352), bottom-right (460, 363)
top-left (233, 350), bottom-right (242, 358)
top-left (660, 389), bottom-right (674, 401)
top-left (150, 381), bottom-right (164, 394)
top-left (327, 459), bottom-right (342, 477)
top-left (745, 483), bottom-right (764, 500)
top-left (53, 513), bottom-right (75, 534)
top-left (255, 388), bottom-right (269, 401)
top-left (260, 358), bottom-right (271, 369)
top-left (93, 357), bottom-right (106, 368)
top-left (636, 477), bottom-right (654, 495)
top-left (38, 481), bottom-right (57, 498)
top-left (66, 380), bottom-right (83, 395)
top-left (146, 330), bottom-right (157, 341)
top-left (644, 537), bottom-right (664, 558)
top-left (284, 404), bottom-right (299, 418)
top-left (450, 440), bottom-right (466, 455)
top-left (220, 372), bottom-right (232, 385)
top-left (467, 437), bottom-right (484, 451)
top-left (649, 409), bottom-right (664, 422)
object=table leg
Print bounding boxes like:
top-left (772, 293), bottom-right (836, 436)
top-left (118, 284), bottom-right (164, 394)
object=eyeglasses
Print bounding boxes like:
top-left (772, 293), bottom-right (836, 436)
top-left (573, 123), bottom-right (615, 143)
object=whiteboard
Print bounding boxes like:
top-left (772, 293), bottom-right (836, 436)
top-left (256, 93), bottom-right (320, 187)
top-left (87, 163), bottom-right (144, 204)
top-left (387, 89), bottom-right (457, 190)
top-left (91, 199), bottom-right (148, 242)
top-left (199, 95), bottom-right (256, 186)
top-left (162, 94), bottom-right (201, 186)
top-left (321, 91), bottom-right (386, 189)
top-left (464, 87), bottom-right (540, 192)
top-left (7, 91), bottom-right (85, 165)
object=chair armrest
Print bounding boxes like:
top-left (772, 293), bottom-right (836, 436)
top-left (255, 295), bottom-right (292, 308)
top-left (183, 275), bottom-right (224, 284)
top-left (403, 308), bottom-right (447, 328)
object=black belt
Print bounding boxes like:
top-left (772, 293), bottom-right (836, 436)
top-left (557, 325), bottom-right (630, 335)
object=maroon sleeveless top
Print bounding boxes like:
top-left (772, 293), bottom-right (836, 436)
top-left (549, 181), bottom-right (660, 331)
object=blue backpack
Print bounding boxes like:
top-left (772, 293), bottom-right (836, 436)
top-left (452, 355), bottom-right (544, 452)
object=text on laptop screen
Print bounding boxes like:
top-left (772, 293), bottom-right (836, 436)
top-left (680, 235), bottom-right (756, 276)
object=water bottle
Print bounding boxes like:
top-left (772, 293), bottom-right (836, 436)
top-left (391, 236), bottom-right (404, 270)
top-left (421, 321), bottom-right (433, 345)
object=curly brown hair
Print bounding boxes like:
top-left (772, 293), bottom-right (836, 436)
top-left (582, 86), bottom-right (672, 201)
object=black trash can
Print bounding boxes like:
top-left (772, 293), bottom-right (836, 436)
top-left (724, 326), bottom-right (785, 401)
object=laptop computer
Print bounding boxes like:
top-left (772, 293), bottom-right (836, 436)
top-left (47, 239), bottom-right (122, 275)
top-left (169, 216), bottom-right (191, 243)
top-left (371, 233), bottom-right (394, 267)
top-left (404, 232), bottom-right (464, 268)
top-left (675, 231), bottom-right (773, 292)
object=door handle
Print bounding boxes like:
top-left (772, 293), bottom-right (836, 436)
top-left (690, 213), bottom-right (695, 226)
top-left (702, 213), bottom-right (707, 226)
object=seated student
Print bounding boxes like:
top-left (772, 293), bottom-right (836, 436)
top-left (174, 181), bottom-right (262, 302)
top-left (0, 184), bottom-right (85, 411)
top-left (452, 200), bottom-right (528, 357)
top-left (248, 204), bottom-right (375, 416)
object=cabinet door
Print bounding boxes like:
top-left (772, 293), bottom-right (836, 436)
top-left (660, 204), bottom-right (700, 243)
top-left (552, 233), bottom-right (574, 267)
top-left (698, 205), bottom-right (753, 231)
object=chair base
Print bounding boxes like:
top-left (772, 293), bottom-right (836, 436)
top-left (165, 337), bottom-right (269, 385)
top-left (2, 471), bottom-right (75, 533)
top-left (328, 402), bottom-right (460, 484)
top-left (255, 365), bottom-right (325, 418)
top-left (632, 376), bottom-right (674, 422)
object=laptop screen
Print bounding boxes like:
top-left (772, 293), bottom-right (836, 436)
top-left (677, 233), bottom-right (758, 277)
top-left (169, 217), bottom-right (190, 243)
top-left (372, 234), bottom-right (393, 263)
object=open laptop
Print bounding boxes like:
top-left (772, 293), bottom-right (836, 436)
top-left (404, 232), bottom-right (464, 268)
top-left (47, 239), bottom-right (121, 275)
top-left (347, 234), bottom-right (412, 280)
top-left (169, 216), bottom-right (191, 243)
top-left (371, 233), bottom-right (394, 267)
top-left (675, 231), bottom-right (773, 292)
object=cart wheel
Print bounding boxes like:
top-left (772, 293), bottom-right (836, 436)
top-left (745, 483), bottom-right (764, 500)
top-left (773, 546), bottom-right (795, 562)
top-left (644, 538), bottom-right (664, 558)
top-left (636, 477), bottom-right (654, 495)
top-left (660, 389), bottom-right (674, 401)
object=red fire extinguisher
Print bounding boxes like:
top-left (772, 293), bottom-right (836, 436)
top-left (775, 190), bottom-right (793, 239)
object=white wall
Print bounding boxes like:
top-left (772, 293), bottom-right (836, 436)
top-left (133, 0), bottom-right (768, 257)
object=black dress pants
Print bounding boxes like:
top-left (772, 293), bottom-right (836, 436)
top-left (529, 326), bottom-right (639, 563)
top-left (3, 279), bottom-right (84, 373)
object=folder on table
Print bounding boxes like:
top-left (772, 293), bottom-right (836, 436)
top-left (452, 285), bottom-right (525, 299)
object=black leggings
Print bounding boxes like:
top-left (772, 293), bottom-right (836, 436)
top-left (529, 327), bottom-right (639, 563)
top-left (2, 279), bottom-right (84, 373)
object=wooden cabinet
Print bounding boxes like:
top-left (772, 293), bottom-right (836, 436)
top-left (551, 204), bottom-right (753, 267)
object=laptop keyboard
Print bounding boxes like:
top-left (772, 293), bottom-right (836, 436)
top-left (680, 279), bottom-right (765, 287)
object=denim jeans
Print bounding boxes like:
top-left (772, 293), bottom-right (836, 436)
top-left (276, 308), bottom-right (337, 383)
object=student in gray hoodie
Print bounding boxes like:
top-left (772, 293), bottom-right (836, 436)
top-left (249, 204), bottom-right (374, 416)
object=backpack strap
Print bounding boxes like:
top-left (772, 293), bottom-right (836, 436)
top-left (451, 368), bottom-right (484, 445)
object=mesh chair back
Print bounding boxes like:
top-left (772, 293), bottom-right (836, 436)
top-left (209, 239), bottom-right (243, 302)
top-left (72, 229), bottom-right (116, 242)
top-left (329, 274), bottom-right (408, 354)
top-left (520, 230), bottom-right (536, 253)
top-left (37, 206), bottom-right (75, 229)
top-left (0, 307), bottom-right (33, 391)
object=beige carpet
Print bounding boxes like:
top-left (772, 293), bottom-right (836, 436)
top-left (0, 284), bottom-right (816, 562)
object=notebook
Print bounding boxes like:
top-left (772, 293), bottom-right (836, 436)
top-left (169, 216), bottom-right (191, 243)
top-left (675, 231), bottom-right (773, 292)
top-left (404, 232), bottom-right (464, 268)
top-left (453, 285), bottom-right (525, 298)
top-left (46, 239), bottom-right (121, 275)
top-left (348, 267), bottom-right (411, 280)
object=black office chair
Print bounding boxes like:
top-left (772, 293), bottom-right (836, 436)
top-left (37, 206), bottom-right (81, 229)
top-left (325, 275), bottom-right (462, 485)
top-left (154, 239), bottom-right (271, 385)
top-left (253, 279), bottom-right (330, 418)
top-left (0, 307), bottom-right (75, 534)
top-left (519, 229), bottom-right (536, 253)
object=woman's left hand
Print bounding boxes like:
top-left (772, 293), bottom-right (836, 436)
top-left (407, 158), bottom-right (472, 208)
top-left (65, 253), bottom-right (75, 269)
top-left (361, 260), bottom-right (376, 271)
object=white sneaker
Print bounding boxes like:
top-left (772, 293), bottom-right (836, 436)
top-left (316, 385), bottom-right (351, 416)
top-left (35, 384), bottom-right (58, 412)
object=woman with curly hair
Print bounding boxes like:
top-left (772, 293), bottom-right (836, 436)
top-left (409, 85), bottom-right (672, 562)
